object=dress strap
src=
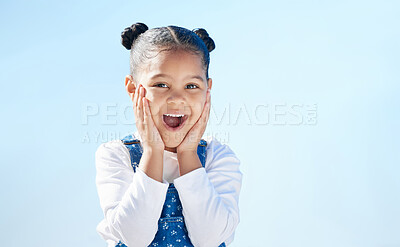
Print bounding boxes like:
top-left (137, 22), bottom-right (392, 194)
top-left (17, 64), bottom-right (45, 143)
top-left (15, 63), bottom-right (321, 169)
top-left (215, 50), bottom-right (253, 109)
top-left (196, 139), bottom-right (207, 168)
top-left (121, 133), bottom-right (143, 172)
top-left (121, 133), bottom-right (208, 172)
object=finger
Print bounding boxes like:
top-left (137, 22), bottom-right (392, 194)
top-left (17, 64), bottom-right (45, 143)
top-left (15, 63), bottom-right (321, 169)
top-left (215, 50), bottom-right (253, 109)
top-left (133, 84), bottom-right (141, 121)
top-left (138, 87), bottom-right (144, 124)
top-left (143, 97), bottom-right (149, 125)
top-left (144, 98), bottom-right (162, 143)
top-left (135, 84), bottom-right (141, 108)
top-left (201, 90), bottom-right (211, 124)
top-left (133, 84), bottom-right (141, 123)
top-left (135, 86), bottom-right (143, 129)
top-left (142, 87), bottom-right (148, 123)
top-left (143, 97), bottom-right (155, 127)
top-left (191, 91), bottom-right (209, 129)
top-left (205, 90), bottom-right (211, 123)
top-left (133, 84), bottom-right (138, 108)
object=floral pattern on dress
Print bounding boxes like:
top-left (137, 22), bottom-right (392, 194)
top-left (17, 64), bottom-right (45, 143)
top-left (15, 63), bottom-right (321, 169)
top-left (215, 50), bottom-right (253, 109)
top-left (116, 134), bottom-right (226, 247)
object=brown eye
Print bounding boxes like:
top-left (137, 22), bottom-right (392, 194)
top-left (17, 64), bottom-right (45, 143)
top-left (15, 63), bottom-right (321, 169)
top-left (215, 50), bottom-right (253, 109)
top-left (153, 83), bottom-right (168, 88)
top-left (186, 84), bottom-right (199, 89)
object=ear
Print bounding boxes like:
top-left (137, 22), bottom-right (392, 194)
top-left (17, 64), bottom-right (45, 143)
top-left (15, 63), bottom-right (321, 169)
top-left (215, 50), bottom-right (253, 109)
top-left (125, 75), bottom-right (136, 100)
top-left (207, 78), bottom-right (213, 91)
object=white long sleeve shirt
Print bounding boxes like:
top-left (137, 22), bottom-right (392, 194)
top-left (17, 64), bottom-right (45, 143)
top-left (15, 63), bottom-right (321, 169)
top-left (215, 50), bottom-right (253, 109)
top-left (95, 131), bottom-right (243, 247)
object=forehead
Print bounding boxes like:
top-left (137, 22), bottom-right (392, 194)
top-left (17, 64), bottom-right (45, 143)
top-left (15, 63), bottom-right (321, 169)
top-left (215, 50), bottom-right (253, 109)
top-left (141, 50), bottom-right (206, 83)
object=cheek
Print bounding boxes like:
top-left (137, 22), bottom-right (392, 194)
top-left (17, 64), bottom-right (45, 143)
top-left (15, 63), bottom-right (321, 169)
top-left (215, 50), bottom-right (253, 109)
top-left (196, 94), bottom-right (207, 111)
top-left (147, 98), bottom-right (162, 120)
top-left (142, 90), bottom-right (156, 108)
top-left (148, 101), bottom-right (159, 114)
top-left (145, 89), bottom-right (166, 103)
top-left (189, 95), bottom-right (207, 118)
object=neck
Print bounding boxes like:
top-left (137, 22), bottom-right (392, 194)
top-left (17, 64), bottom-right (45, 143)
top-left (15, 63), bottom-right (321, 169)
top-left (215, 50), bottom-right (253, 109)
top-left (165, 146), bottom-right (177, 153)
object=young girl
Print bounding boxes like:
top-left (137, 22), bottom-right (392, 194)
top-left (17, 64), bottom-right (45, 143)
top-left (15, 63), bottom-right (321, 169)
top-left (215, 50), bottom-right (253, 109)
top-left (95, 22), bottom-right (243, 247)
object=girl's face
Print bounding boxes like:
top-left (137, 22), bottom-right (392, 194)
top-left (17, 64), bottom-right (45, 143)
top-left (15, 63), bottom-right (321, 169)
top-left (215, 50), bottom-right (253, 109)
top-left (125, 49), bottom-right (212, 152)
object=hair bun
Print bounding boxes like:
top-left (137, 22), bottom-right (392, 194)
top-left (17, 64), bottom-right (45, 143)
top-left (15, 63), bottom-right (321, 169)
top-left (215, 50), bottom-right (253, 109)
top-left (192, 28), bottom-right (215, 53)
top-left (121, 22), bottom-right (149, 50)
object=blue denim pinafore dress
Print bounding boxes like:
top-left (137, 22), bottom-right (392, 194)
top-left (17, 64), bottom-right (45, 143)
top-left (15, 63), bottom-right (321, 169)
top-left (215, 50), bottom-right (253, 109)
top-left (115, 133), bottom-right (226, 247)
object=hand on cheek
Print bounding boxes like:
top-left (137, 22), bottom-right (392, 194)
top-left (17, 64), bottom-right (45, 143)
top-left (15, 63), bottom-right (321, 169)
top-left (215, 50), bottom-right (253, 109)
top-left (133, 84), bottom-right (165, 152)
top-left (176, 89), bottom-right (211, 155)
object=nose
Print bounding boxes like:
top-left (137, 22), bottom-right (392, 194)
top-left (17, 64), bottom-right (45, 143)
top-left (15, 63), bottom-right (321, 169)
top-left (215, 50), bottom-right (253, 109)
top-left (166, 91), bottom-right (186, 106)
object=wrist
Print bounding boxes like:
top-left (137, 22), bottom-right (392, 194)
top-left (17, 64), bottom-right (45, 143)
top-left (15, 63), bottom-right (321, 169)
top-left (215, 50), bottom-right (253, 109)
top-left (140, 147), bottom-right (164, 183)
top-left (143, 146), bottom-right (164, 155)
top-left (177, 149), bottom-right (197, 159)
top-left (177, 150), bottom-right (201, 176)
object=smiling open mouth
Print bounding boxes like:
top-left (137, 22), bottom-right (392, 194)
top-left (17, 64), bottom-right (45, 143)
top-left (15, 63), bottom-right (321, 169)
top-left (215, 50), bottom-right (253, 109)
top-left (162, 114), bottom-right (188, 131)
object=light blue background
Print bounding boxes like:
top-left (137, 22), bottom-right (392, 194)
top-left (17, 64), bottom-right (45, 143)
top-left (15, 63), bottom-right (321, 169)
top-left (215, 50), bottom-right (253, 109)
top-left (1, 0), bottom-right (399, 246)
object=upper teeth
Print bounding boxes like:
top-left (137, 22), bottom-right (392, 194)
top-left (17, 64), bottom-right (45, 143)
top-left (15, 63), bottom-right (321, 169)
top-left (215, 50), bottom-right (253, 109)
top-left (164, 114), bottom-right (185, 117)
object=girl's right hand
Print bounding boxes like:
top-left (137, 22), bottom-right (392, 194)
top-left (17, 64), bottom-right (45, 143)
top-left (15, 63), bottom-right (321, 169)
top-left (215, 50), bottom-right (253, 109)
top-left (133, 84), bottom-right (165, 153)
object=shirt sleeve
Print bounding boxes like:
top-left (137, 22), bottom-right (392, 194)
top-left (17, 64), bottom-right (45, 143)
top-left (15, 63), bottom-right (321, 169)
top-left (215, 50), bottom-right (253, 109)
top-left (95, 140), bottom-right (170, 247)
top-left (173, 138), bottom-right (243, 246)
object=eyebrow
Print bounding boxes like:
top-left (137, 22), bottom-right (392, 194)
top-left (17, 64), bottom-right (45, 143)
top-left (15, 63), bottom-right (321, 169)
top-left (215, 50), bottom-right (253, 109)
top-left (150, 73), bottom-right (205, 83)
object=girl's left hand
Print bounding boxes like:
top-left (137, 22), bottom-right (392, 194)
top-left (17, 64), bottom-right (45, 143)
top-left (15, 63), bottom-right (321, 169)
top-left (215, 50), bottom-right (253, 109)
top-left (176, 88), bottom-right (211, 155)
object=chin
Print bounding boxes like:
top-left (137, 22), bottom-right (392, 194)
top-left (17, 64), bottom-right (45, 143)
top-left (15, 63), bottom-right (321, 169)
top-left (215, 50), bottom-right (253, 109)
top-left (161, 131), bottom-right (187, 147)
